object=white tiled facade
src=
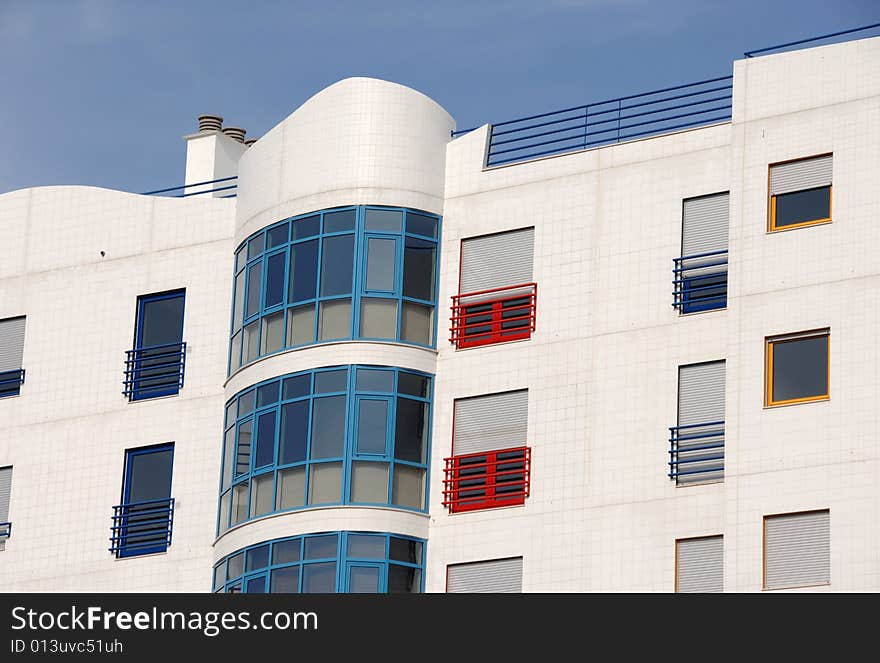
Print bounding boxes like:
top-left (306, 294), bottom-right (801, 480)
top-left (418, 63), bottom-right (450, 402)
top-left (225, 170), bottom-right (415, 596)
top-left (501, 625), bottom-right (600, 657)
top-left (1, 36), bottom-right (878, 592)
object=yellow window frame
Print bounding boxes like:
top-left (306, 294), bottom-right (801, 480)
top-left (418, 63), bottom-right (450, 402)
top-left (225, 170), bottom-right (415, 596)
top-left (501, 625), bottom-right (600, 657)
top-left (767, 154), bottom-right (833, 232)
top-left (764, 330), bottom-right (830, 407)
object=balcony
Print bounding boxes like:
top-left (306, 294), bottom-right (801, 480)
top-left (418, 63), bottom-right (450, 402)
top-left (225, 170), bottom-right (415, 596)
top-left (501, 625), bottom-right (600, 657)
top-left (109, 498), bottom-right (175, 558)
top-left (0, 369), bottom-right (24, 398)
top-left (123, 342), bottom-right (186, 401)
top-left (450, 283), bottom-right (537, 349)
top-left (673, 250), bottom-right (728, 314)
top-left (443, 447), bottom-right (531, 513)
top-left (668, 421), bottom-right (724, 486)
top-left (0, 521), bottom-right (10, 540)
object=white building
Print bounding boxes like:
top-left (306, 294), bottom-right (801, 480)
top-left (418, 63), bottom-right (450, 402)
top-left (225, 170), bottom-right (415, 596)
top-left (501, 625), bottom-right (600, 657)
top-left (1, 34), bottom-right (878, 593)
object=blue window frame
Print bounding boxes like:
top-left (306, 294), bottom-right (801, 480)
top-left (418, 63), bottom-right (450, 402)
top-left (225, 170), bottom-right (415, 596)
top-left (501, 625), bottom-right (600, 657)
top-left (126, 290), bottom-right (186, 400)
top-left (213, 532), bottom-right (425, 593)
top-left (111, 443), bottom-right (174, 558)
top-left (217, 366), bottom-right (432, 535)
top-left (228, 206), bottom-right (440, 374)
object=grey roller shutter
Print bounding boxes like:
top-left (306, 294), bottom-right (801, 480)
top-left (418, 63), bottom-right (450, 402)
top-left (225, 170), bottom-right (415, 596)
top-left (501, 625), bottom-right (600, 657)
top-left (0, 317), bottom-right (26, 373)
top-left (678, 361), bottom-right (725, 426)
top-left (447, 557), bottom-right (523, 593)
top-left (770, 155), bottom-right (832, 196)
top-left (453, 390), bottom-right (528, 455)
top-left (676, 536), bottom-right (723, 593)
top-left (681, 193), bottom-right (729, 257)
top-left (0, 466), bottom-right (11, 550)
top-left (460, 228), bottom-right (534, 296)
top-left (765, 510), bottom-right (830, 590)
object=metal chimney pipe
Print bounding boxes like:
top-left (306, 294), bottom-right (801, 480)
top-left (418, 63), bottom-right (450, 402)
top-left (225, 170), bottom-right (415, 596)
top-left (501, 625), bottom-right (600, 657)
top-left (198, 114), bottom-right (223, 133)
top-left (223, 126), bottom-right (246, 143)
top-left (244, 138), bottom-right (258, 147)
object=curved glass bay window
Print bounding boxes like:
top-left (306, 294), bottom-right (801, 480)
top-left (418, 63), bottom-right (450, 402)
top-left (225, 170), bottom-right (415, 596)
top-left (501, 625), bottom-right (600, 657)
top-left (214, 531), bottom-right (425, 593)
top-left (229, 206), bottom-right (440, 373)
top-left (218, 366), bottom-right (432, 534)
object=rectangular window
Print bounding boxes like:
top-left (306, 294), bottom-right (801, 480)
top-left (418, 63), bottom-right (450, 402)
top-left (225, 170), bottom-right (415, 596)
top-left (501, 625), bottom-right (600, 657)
top-left (444, 390), bottom-right (530, 513)
top-left (675, 535), bottom-right (723, 593)
top-left (670, 361), bottom-right (725, 485)
top-left (452, 228), bottom-right (536, 349)
top-left (447, 557), bottom-right (523, 593)
top-left (112, 444), bottom-right (174, 558)
top-left (765, 330), bottom-right (829, 406)
top-left (764, 510), bottom-right (830, 590)
top-left (0, 316), bottom-right (26, 398)
top-left (126, 290), bottom-right (186, 401)
top-left (0, 466), bottom-right (12, 550)
top-left (675, 192), bottom-right (728, 314)
top-left (769, 154), bottom-right (832, 231)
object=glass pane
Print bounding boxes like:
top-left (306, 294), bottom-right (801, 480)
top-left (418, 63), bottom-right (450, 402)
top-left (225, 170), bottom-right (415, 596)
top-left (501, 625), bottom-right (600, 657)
top-left (261, 312), bottom-right (285, 355)
top-left (401, 302), bottom-right (433, 345)
top-left (357, 399), bottom-right (388, 454)
top-left (365, 208), bottom-right (402, 233)
top-left (351, 462), bottom-right (389, 503)
top-left (310, 396), bottom-right (346, 458)
top-left (403, 238), bottom-right (436, 301)
top-left (366, 238), bottom-right (397, 291)
top-left (289, 239), bottom-right (318, 303)
top-left (276, 467), bottom-right (306, 510)
top-left (283, 374), bottom-right (311, 400)
top-left (247, 234), bottom-right (265, 259)
top-left (235, 245), bottom-right (246, 272)
top-left (250, 474), bottom-right (274, 518)
top-left (254, 411), bottom-right (276, 468)
top-left (225, 400), bottom-right (236, 427)
top-left (389, 537), bottom-right (423, 565)
top-left (246, 263), bottom-right (262, 318)
top-left (227, 583), bottom-right (241, 594)
top-left (233, 271), bottom-right (245, 330)
top-left (139, 294), bottom-right (184, 347)
top-left (280, 401), bottom-right (309, 464)
top-left (236, 420), bottom-right (252, 476)
top-left (406, 212), bottom-right (438, 238)
top-left (213, 563), bottom-right (225, 591)
top-left (320, 235), bottom-right (354, 296)
top-left (265, 252), bottom-right (286, 307)
top-left (314, 369), bottom-right (348, 393)
top-left (395, 398), bottom-right (428, 463)
top-left (323, 209), bottom-right (356, 233)
top-left (319, 299), bottom-right (351, 340)
top-left (356, 368), bottom-right (394, 393)
top-left (348, 534), bottom-right (386, 559)
top-left (392, 465), bottom-right (425, 509)
top-left (292, 215), bottom-right (320, 240)
top-left (238, 390), bottom-right (255, 417)
top-left (256, 381), bottom-right (280, 408)
top-left (772, 335), bottom-right (829, 402)
top-left (273, 539), bottom-right (302, 564)
top-left (229, 331), bottom-right (242, 372)
top-left (245, 576), bottom-right (267, 593)
top-left (218, 491), bottom-right (230, 533)
top-left (126, 448), bottom-right (173, 503)
top-left (302, 562), bottom-right (337, 593)
top-left (246, 544), bottom-right (270, 571)
top-left (398, 372), bottom-right (429, 399)
top-left (267, 223), bottom-right (289, 248)
top-left (227, 552), bottom-right (244, 580)
top-left (775, 186), bottom-right (831, 228)
top-left (231, 482), bottom-right (249, 525)
top-left (288, 304), bottom-right (316, 345)
top-left (307, 462), bottom-right (342, 504)
top-left (222, 427), bottom-right (235, 488)
top-left (349, 566), bottom-right (380, 593)
top-left (388, 565), bottom-right (421, 593)
top-left (360, 299), bottom-right (398, 339)
top-left (304, 534), bottom-right (339, 560)
top-left (271, 567), bottom-right (300, 593)
top-left (243, 321), bottom-right (259, 363)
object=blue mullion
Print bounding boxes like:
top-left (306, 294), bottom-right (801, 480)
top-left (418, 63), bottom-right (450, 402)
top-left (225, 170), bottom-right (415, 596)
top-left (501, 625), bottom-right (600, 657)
top-left (430, 212), bottom-right (442, 347)
top-left (351, 207), bottom-right (365, 340)
top-left (394, 235), bottom-right (404, 341)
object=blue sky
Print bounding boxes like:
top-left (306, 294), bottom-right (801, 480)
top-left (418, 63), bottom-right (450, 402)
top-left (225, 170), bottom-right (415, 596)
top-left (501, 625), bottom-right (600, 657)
top-left (0, 0), bottom-right (875, 194)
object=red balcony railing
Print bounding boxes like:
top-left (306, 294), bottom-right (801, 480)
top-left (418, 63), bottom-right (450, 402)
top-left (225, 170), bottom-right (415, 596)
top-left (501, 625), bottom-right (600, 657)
top-left (443, 446), bottom-right (531, 513)
top-left (450, 283), bottom-right (537, 349)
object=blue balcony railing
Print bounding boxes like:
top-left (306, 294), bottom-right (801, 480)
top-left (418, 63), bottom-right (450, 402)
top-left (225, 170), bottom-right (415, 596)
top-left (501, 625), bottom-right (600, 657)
top-left (673, 250), bottom-right (728, 314)
top-left (0, 368), bottom-right (24, 398)
top-left (744, 22), bottom-right (880, 58)
top-left (140, 176), bottom-right (237, 198)
top-left (109, 498), bottom-right (175, 557)
top-left (123, 342), bottom-right (186, 401)
top-left (0, 521), bottom-right (11, 540)
top-left (668, 421), bottom-right (725, 486)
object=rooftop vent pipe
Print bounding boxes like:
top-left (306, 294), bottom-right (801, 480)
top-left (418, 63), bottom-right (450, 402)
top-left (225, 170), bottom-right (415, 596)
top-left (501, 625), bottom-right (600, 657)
top-left (244, 138), bottom-right (258, 147)
top-left (198, 114), bottom-right (223, 133)
top-left (223, 126), bottom-right (246, 143)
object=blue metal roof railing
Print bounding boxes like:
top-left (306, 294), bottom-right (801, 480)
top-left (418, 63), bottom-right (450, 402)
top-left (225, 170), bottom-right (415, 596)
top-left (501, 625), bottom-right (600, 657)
top-left (140, 175), bottom-right (237, 198)
top-left (668, 421), bottom-right (725, 486)
top-left (744, 22), bottom-right (880, 58)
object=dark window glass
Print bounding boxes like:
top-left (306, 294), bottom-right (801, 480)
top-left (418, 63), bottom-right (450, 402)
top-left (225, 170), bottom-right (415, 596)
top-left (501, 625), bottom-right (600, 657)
top-left (398, 372), bottom-right (429, 399)
top-left (403, 238), bottom-right (436, 301)
top-left (282, 374), bottom-right (311, 400)
top-left (271, 567), bottom-right (300, 593)
top-left (289, 240), bottom-right (318, 303)
top-left (389, 537), bottom-right (422, 564)
top-left (348, 565), bottom-right (381, 593)
top-left (347, 534), bottom-right (385, 559)
top-left (365, 208), bottom-right (402, 233)
top-left (265, 252), bottom-right (286, 307)
top-left (406, 212), bottom-right (438, 238)
top-left (323, 209), bottom-right (356, 233)
top-left (304, 534), bottom-right (338, 560)
top-left (320, 235), bottom-right (354, 296)
top-left (771, 335), bottom-right (829, 402)
top-left (280, 401), bottom-right (309, 465)
top-left (256, 382), bottom-right (280, 408)
top-left (395, 398), bottom-right (428, 463)
top-left (775, 186), bottom-right (831, 228)
top-left (227, 553), bottom-right (244, 580)
top-left (247, 234), bottom-right (265, 259)
top-left (267, 223), bottom-right (289, 248)
top-left (273, 539), bottom-right (302, 564)
top-left (292, 215), bottom-right (320, 240)
top-left (244, 576), bottom-right (267, 593)
top-left (310, 396), bottom-right (346, 458)
top-left (356, 368), bottom-right (394, 393)
top-left (237, 390), bottom-right (255, 417)
top-left (225, 401), bottom-right (236, 428)
top-left (126, 447), bottom-right (173, 503)
top-left (120, 444), bottom-right (174, 557)
top-left (365, 238), bottom-right (397, 291)
top-left (314, 369), bottom-right (347, 393)
top-left (254, 412), bottom-right (276, 468)
top-left (388, 565), bottom-right (420, 593)
top-left (235, 246), bottom-right (246, 272)
top-left (357, 399), bottom-right (388, 454)
top-left (236, 420), bottom-right (253, 475)
top-left (245, 544), bottom-right (270, 571)
top-left (138, 294), bottom-right (184, 348)
top-left (302, 562), bottom-right (336, 593)
top-left (682, 274), bottom-right (727, 314)
top-left (246, 263), bottom-right (262, 318)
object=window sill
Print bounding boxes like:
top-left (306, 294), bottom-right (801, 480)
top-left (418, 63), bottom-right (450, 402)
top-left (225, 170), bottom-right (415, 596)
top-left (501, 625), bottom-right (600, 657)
top-left (767, 218), bottom-right (832, 233)
top-left (763, 396), bottom-right (829, 409)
